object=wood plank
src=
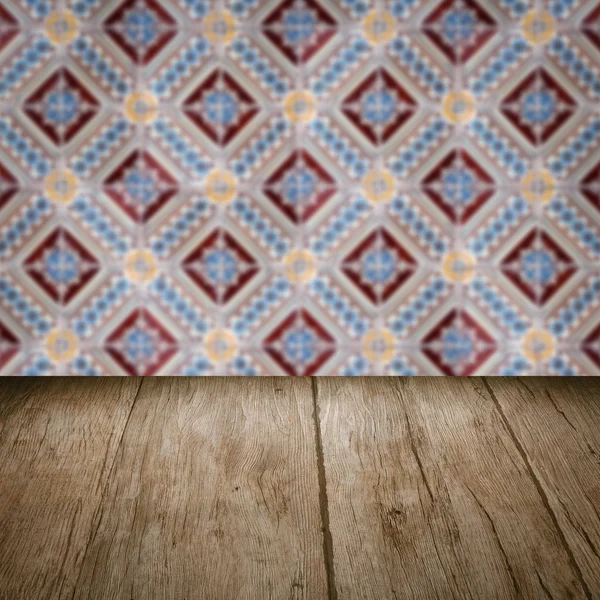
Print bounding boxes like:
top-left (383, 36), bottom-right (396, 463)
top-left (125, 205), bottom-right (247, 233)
top-left (0, 378), bottom-right (45, 421)
top-left (0, 377), bottom-right (142, 600)
top-left (73, 377), bottom-right (327, 600)
top-left (483, 376), bottom-right (600, 596)
top-left (316, 377), bottom-right (589, 600)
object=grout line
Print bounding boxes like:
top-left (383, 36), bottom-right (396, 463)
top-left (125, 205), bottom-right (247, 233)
top-left (481, 377), bottom-right (593, 600)
top-left (68, 376), bottom-right (145, 600)
top-left (311, 377), bottom-right (338, 600)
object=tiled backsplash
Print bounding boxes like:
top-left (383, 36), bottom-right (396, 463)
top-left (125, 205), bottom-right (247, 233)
top-left (0, 0), bottom-right (599, 375)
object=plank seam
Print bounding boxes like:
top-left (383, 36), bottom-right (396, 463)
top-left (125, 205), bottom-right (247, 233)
top-left (311, 377), bottom-right (338, 600)
top-left (481, 377), bottom-right (593, 600)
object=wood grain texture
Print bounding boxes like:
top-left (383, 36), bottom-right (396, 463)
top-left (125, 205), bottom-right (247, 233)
top-left (72, 377), bottom-right (327, 600)
top-left (483, 376), bottom-right (600, 597)
top-left (316, 377), bottom-right (589, 600)
top-left (0, 377), bottom-right (142, 600)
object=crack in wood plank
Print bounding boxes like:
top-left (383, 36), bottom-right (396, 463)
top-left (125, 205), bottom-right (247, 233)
top-left (311, 377), bottom-right (338, 600)
top-left (70, 377), bottom-right (145, 600)
top-left (481, 377), bottom-right (593, 600)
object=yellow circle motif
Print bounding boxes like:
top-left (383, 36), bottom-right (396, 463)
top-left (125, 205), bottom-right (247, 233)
top-left (362, 170), bottom-right (397, 203)
top-left (284, 250), bottom-right (317, 283)
top-left (203, 11), bottom-right (237, 45)
top-left (205, 330), bottom-right (238, 364)
top-left (125, 92), bottom-right (159, 124)
top-left (46, 330), bottom-right (79, 363)
top-left (442, 251), bottom-right (476, 283)
top-left (521, 170), bottom-right (555, 204)
top-left (45, 170), bottom-right (79, 204)
top-left (442, 91), bottom-right (476, 124)
top-left (125, 250), bottom-right (158, 283)
top-left (284, 91), bottom-right (316, 123)
top-left (363, 329), bottom-right (396, 363)
top-left (363, 11), bottom-right (396, 45)
top-left (205, 170), bottom-right (237, 203)
top-left (522, 11), bottom-right (556, 45)
top-left (45, 11), bottom-right (78, 45)
top-left (522, 330), bottom-right (555, 363)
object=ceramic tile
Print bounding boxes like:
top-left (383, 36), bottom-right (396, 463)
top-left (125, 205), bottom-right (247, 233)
top-left (0, 0), bottom-right (599, 375)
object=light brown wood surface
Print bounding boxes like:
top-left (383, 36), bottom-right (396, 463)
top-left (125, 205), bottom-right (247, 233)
top-left (484, 377), bottom-right (600, 596)
top-left (72, 377), bottom-right (327, 600)
top-left (0, 376), bottom-right (599, 600)
top-left (0, 377), bottom-right (142, 600)
top-left (316, 377), bottom-right (590, 600)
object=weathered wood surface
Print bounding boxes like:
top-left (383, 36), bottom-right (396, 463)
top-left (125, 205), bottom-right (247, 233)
top-left (0, 377), bottom-right (142, 600)
top-left (315, 377), bottom-right (590, 600)
top-left (72, 377), bottom-right (327, 600)
top-left (1, 376), bottom-right (600, 600)
top-left (484, 376), bottom-right (600, 597)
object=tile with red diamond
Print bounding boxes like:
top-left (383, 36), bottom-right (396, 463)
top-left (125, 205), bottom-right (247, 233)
top-left (104, 0), bottom-right (177, 65)
top-left (580, 160), bottom-right (600, 214)
top-left (582, 3), bottom-right (600, 52)
top-left (422, 0), bottom-right (497, 64)
top-left (582, 322), bottom-right (600, 370)
top-left (501, 228), bottom-right (578, 306)
top-left (341, 68), bottom-right (416, 147)
top-left (421, 149), bottom-right (495, 224)
top-left (183, 69), bottom-right (260, 147)
top-left (104, 150), bottom-right (179, 223)
top-left (22, 68), bottom-right (100, 147)
top-left (24, 227), bottom-right (100, 305)
top-left (105, 308), bottom-right (177, 376)
top-left (341, 227), bottom-right (416, 306)
top-left (264, 309), bottom-right (335, 375)
top-left (422, 309), bottom-right (496, 376)
top-left (182, 228), bottom-right (260, 305)
top-left (500, 68), bottom-right (577, 147)
top-left (261, 0), bottom-right (337, 65)
top-left (2, 0), bottom-right (600, 377)
top-left (0, 320), bottom-right (19, 369)
top-left (0, 5), bottom-right (19, 53)
top-left (0, 160), bottom-right (18, 211)
top-left (263, 150), bottom-right (337, 224)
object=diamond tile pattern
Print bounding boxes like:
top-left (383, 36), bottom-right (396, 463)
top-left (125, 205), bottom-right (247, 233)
top-left (0, 0), bottom-right (599, 375)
